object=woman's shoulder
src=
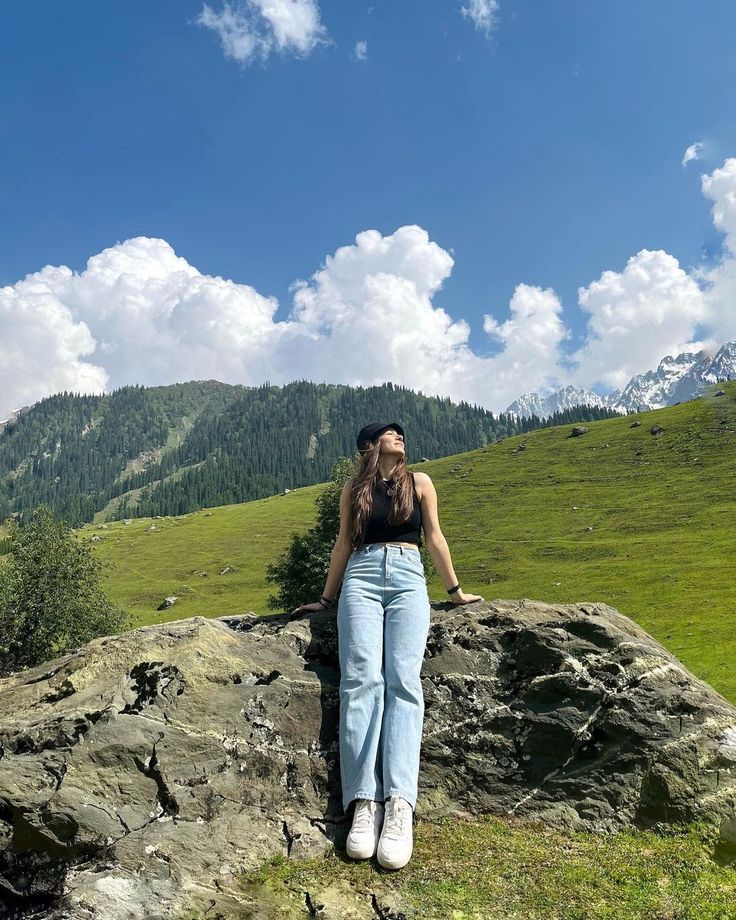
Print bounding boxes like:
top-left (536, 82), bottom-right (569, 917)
top-left (410, 470), bottom-right (432, 500)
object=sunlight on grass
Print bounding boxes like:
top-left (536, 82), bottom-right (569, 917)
top-left (236, 813), bottom-right (736, 919)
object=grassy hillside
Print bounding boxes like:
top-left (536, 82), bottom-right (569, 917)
top-left (78, 380), bottom-right (736, 703)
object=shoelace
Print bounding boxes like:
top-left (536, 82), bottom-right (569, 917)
top-left (383, 798), bottom-right (411, 836)
top-left (352, 800), bottom-right (378, 831)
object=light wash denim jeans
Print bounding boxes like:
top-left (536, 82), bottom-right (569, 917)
top-left (337, 542), bottom-right (431, 814)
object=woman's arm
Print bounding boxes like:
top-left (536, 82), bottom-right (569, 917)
top-left (415, 471), bottom-right (483, 605)
top-left (321, 478), bottom-right (354, 600)
top-left (291, 478), bottom-right (354, 615)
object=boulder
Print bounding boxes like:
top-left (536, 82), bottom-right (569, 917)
top-left (1, 600), bottom-right (735, 918)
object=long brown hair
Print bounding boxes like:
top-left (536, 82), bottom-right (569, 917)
top-left (348, 436), bottom-right (414, 549)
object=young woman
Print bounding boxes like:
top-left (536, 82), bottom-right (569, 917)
top-left (291, 421), bottom-right (483, 869)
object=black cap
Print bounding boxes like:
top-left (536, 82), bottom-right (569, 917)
top-left (356, 421), bottom-right (405, 452)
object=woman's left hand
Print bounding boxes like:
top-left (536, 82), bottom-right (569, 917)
top-left (450, 590), bottom-right (484, 605)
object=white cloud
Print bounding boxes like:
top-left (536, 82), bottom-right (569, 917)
top-left (289, 226), bottom-right (472, 390)
top-left (0, 227), bottom-right (573, 419)
top-left (482, 285), bottom-right (570, 394)
top-left (197, 0), bottom-right (328, 66)
top-left (557, 157), bottom-right (736, 392)
top-left (682, 141), bottom-right (704, 168)
top-left (290, 227), bottom-right (571, 405)
top-left (5, 155), bottom-right (736, 421)
top-left (568, 250), bottom-right (707, 390)
top-left (701, 157), bottom-right (736, 250)
top-left (460, 0), bottom-right (499, 36)
top-left (353, 40), bottom-right (368, 61)
top-left (0, 272), bottom-right (108, 420)
top-left (0, 237), bottom-right (292, 421)
top-left (696, 157), bottom-right (736, 344)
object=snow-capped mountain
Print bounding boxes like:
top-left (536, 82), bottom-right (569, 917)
top-left (505, 341), bottom-right (736, 419)
top-left (505, 385), bottom-right (609, 419)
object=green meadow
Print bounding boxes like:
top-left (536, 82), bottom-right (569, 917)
top-left (79, 380), bottom-right (736, 703)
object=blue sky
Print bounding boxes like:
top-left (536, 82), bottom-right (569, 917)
top-left (1, 0), bottom-right (736, 418)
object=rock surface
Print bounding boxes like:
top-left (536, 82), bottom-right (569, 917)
top-left (1, 599), bottom-right (736, 918)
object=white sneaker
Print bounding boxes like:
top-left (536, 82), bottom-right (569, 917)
top-left (346, 798), bottom-right (385, 859)
top-left (377, 795), bottom-right (413, 869)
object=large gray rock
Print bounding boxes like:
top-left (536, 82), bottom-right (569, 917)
top-left (1, 599), bottom-right (735, 918)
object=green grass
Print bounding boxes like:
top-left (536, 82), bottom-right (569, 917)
top-left (78, 494), bottom-right (318, 625)
top-left (78, 381), bottom-right (736, 703)
top-left (234, 813), bottom-right (736, 919)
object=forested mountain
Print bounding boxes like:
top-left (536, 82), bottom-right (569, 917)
top-left (0, 379), bottom-right (622, 525)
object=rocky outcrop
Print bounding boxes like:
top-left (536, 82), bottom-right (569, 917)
top-left (1, 599), bottom-right (735, 918)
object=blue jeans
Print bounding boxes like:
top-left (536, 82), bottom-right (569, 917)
top-left (337, 542), bottom-right (431, 813)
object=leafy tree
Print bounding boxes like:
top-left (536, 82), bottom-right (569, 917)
top-left (265, 456), bottom-right (356, 612)
top-left (0, 506), bottom-right (131, 675)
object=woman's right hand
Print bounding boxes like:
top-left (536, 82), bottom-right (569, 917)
top-left (450, 590), bottom-right (484, 605)
top-left (290, 601), bottom-right (328, 616)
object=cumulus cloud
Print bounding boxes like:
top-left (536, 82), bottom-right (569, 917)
top-left (701, 157), bottom-right (736, 249)
top-left (696, 157), bottom-right (736, 344)
top-left (197, 0), bottom-right (328, 66)
top-left (0, 227), bottom-right (572, 420)
top-left (5, 154), bottom-right (736, 421)
top-left (682, 141), bottom-right (704, 167)
top-left (482, 285), bottom-right (570, 394)
top-left (0, 273), bottom-right (108, 421)
top-left (289, 226), bottom-right (473, 390)
top-left (290, 227), bottom-right (571, 405)
top-left (460, 0), bottom-right (499, 36)
top-left (353, 40), bottom-right (368, 61)
top-left (567, 250), bottom-right (707, 390)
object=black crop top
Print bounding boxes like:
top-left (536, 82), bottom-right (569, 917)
top-left (362, 472), bottom-right (423, 548)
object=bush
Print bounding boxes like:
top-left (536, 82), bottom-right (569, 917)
top-left (0, 506), bottom-right (131, 675)
top-left (265, 457), bottom-right (356, 612)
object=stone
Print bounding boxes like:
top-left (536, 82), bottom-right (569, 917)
top-left (156, 596), bottom-right (178, 610)
top-left (1, 600), bottom-right (735, 918)
top-left (570, 427), bottom-right (589, 437)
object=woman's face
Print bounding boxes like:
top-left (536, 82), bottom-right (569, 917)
top-left (377, 428), bottom-right (404, 454)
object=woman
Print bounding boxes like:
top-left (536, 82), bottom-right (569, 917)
top-left (291, 421), bottom-right (483, 870)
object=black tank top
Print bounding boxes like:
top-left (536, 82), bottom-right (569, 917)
top-left (362, 472), bottom-right (423, 548)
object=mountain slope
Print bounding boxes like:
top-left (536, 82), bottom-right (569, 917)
top-left (0, 379), bottom-right (618, 526)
